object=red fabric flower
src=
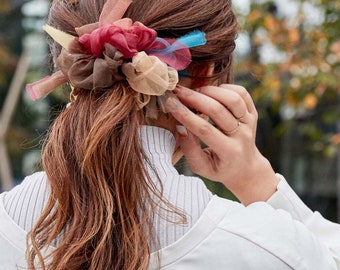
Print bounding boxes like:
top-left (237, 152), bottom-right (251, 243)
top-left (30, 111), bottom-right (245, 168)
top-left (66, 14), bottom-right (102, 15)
top-left (78, 22), bottom-right (157, 58)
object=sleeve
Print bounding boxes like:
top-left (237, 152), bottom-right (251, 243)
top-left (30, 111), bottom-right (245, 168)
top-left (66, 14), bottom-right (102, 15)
top-left (267, 174), bottom-right (340, 268)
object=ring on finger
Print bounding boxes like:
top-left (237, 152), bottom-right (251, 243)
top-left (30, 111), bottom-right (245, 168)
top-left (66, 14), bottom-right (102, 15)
top-left (223, 120), bottom-right (241, 136)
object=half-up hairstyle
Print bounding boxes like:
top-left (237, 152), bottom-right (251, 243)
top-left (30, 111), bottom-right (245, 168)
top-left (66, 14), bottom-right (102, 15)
top-left (27, 0), bottom-right (238, 269)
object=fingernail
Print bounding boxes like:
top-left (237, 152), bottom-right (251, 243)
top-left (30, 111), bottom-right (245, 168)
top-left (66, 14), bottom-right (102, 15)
top-left (165, 96), bottom-right (182, 112)
top-left (174, 85), bottom-right (186, 96)
top-left (176, 125), bottom-right (188, 137)
top-left (175, 85), bottom-right (196, 97)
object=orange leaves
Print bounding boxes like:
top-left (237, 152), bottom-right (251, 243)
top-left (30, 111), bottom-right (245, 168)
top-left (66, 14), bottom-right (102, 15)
top-left (330, 41), bottom-right (340, 61)
top-left (263, 76), bottom-right (281, 101)
top-left (248, 10), bottom-right (261, 22)
top-left (257, 14), bottom-right (301, 52)
top-left (303, 93), bottom-right (318, 110)
top-left (237, 1), bottom-right (339, 116)
top-left (264, 15), bottom-right (279, 32)
top-left (330, 41), bottom-right (340, 54)
top-left (288, 28), bottom-right (300, 45)
top-left (234, 1), bottom-right (340, 163)
top-left (330, 134), bottom-right (340, 145)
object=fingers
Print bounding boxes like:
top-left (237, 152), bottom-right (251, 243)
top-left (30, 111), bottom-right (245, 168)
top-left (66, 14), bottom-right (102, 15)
top-left (166, 96), bottom-right (229, 151)
top-left (175, 86), bottom-right (239, 132)
top-left (197, 85), bottom-right (248, 121)
top-left (219, 84), bottom-right (257, 117)
top-left (166, 84), bottom-right (258, 156)
top-left (174, 85), bottom-right (250, 133)
top-left (177, 131), bottom-right (212, 175)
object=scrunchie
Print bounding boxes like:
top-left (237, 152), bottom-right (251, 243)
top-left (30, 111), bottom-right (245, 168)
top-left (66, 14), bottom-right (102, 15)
top-left (78, 20), bottom-right (157, 58)
top-left (57, 39), bottom-right (125, 91)
top-left (122, 52), bottom-right (178, 96)
top-left (26, 0), bottom-right (206, 102)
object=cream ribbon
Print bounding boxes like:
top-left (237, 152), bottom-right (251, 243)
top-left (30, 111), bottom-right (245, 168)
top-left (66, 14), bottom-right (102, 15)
top-left (122, 52), bottom-right (179, 96)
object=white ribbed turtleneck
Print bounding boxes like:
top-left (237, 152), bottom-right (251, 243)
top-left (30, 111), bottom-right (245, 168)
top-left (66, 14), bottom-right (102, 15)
top-left (3, 126), bottom-right (212, 250)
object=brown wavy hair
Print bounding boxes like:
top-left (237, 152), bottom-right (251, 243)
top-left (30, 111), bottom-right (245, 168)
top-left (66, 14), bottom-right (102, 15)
top-left (27, 0), bottom-right (238, 269)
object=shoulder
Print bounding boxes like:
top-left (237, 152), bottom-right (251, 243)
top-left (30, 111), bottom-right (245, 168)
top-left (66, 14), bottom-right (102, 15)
top-left (3, 171), bottom-right (48, 193)
top-left (1, 171), bottom-right (50, 232)
top-left (21, 171), bottom-right (48, 187)
top-left (0, 172), bottom-right (52, 269)
top-left (205, 197), bottom-right (336, 269)
top-left (150, 196), bottom-right (336, 270)
top-left (2, 171), bottom-right (49, 206)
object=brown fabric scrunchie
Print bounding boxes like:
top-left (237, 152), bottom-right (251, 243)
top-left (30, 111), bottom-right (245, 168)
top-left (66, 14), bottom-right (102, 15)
top-left (57, 39), bottom-right (125, 91)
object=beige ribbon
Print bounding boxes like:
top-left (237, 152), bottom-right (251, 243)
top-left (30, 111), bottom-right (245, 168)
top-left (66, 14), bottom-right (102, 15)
top-left (122, 52), bottom-right (178, 96)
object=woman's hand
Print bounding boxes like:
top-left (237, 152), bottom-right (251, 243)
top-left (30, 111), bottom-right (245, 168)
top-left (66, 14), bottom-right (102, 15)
top-left (167, 84), bottom-right (279, 205)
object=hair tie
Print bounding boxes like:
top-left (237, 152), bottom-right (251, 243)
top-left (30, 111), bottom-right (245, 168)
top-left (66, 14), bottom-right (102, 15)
top-left (26, 0), bottom-right (207, 102)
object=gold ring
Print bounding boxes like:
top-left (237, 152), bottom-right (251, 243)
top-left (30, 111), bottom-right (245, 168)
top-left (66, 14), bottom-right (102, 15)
top-left (224, 120), bottom-right (241, 136)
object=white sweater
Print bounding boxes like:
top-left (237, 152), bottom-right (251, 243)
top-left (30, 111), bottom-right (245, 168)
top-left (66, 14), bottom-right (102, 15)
top-left (0, 126), bottom-right (340, 269)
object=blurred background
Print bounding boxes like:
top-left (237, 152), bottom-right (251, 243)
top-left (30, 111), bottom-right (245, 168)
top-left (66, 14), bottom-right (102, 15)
top-left (0, 0), bottom-right (339, 221)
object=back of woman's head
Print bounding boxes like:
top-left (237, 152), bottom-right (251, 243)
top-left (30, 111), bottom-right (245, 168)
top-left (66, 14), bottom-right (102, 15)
top-left (28, 1), bottom-right (238, 270)
top-left (48, 0), bottom-right (237, 83)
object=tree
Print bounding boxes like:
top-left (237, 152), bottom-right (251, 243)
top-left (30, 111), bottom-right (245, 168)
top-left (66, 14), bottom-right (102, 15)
top-left (233, 0), bottom-right (340, 221)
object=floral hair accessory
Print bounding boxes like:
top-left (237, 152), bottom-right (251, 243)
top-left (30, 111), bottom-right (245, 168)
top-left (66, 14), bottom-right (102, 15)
top-left (26, 0), bottom-right (206, 103)
top-left (122, 51), bottom-right (178, 96)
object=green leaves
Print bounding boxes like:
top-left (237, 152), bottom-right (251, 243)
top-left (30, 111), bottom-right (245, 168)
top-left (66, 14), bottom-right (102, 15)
top-left (235, 1), bottom-right (340, 158)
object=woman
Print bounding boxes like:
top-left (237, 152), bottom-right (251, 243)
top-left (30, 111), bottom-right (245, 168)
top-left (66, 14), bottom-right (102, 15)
top-left (0, 0), bottom-right (339, 269)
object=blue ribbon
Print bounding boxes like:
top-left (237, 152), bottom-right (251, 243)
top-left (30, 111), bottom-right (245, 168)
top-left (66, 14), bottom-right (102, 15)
top-left (147, 30), bottom-right (206, 55)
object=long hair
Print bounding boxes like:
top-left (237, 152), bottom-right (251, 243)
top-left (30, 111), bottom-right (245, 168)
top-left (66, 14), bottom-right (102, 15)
top-left (27, 0), bottom-right (238, 269)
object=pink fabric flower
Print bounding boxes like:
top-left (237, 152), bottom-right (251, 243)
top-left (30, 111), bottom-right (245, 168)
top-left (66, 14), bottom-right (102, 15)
top-left (147, 38), bottom-right (192, 71)
top-left (78, 21), bottom-right (157, 58)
